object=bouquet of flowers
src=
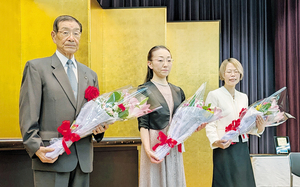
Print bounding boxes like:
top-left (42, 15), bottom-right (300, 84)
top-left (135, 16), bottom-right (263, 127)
top-left (46, 85), bottom-right (161, 159)
top-left (221, 87), bottom-right (294, 141)
top-left (152, 82), bottom-right (223, 160)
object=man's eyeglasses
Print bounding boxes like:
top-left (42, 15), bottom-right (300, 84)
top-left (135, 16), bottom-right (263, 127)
top-left (57, 30), bottom-right (81, 39)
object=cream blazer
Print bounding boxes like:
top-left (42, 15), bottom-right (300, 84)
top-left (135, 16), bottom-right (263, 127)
top-left (205, 86), bottom-right (260, 149)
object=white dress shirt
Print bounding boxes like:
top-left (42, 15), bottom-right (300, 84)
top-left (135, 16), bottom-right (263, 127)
top-left (55, 50), bottom-right (78, 81)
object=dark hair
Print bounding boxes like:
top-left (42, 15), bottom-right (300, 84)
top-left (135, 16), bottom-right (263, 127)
top-left (144, 45), bottom-right (171, 83)
top-left (53, 15), bottom-right (82, 33)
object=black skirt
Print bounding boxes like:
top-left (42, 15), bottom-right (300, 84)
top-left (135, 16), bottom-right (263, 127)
top-left (212, 139), bottom-right (256, 187)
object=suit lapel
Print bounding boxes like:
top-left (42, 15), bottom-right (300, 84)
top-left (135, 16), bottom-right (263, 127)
top-left (51, 54), bottom-right (76, 109)
top-left (76, 62), bottom-right (89, 116)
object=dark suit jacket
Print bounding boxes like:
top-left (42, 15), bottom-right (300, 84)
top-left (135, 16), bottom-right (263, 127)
top-left (19, 53), bottom-right (103, 173)
top-left (138, 81), bottom-right (185, 130)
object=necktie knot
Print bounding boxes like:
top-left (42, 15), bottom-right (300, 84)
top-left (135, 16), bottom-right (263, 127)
top-left (67, 60), bottom-right (74, 67)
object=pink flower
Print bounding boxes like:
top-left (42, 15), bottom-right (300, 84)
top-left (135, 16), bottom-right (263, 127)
top-left (128, 102), bottom-right (151, 118)
top-left (274, 112), bottom-right (285, 123)
top-left (213, 107), bottom-right (222, 117)
top-left (196, 104), bottom-right (202, 109)
top-left (128, 97), bottom-right (139, 106)
top-left (269, 99), bottom-right (279, 110)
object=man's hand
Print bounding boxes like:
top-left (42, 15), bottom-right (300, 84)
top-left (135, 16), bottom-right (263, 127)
top-left (93, 124), bottom-right (109, 135)
top-left (212, 139), bottom-right (232, 149)
top-left (35, 147), bottom-right (58, 163)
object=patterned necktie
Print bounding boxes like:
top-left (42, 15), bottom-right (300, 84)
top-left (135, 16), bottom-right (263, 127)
top-left (66, 60), bottom-right (77, 99)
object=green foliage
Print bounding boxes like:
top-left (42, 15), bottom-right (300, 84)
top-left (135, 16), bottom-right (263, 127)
top-left (202, 103), bottom-right (211, 110)
top-left (118, 110), bottom-right (129, 119)
top-left (139, 97), bottom-right (149, 105)
top-left (188, 95), bottom-right (197, 106)
top-left (107, 91), bottom-right (122, 103)
top-left (258, 103), bottom-right (271, 113)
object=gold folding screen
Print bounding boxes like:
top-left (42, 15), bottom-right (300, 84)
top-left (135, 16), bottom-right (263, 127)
top-left (167, 22), bottom-right (219, 187)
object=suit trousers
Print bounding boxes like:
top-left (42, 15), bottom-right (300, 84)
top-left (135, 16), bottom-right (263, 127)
top-left (33, 162), bottom-right (89, 187)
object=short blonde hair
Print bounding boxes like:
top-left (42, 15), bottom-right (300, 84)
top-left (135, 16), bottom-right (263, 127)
top-left (219, 58), bottom-right (244, 81)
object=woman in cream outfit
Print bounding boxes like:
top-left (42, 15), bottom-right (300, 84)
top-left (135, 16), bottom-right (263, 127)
top-left (205, 58), bottom-right (266, 187)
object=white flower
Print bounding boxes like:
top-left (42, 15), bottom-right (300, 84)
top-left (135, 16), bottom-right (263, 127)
top-left (106, 108), bottom-right (113, 113)
top-left (113, 104), bottom-right (119, 111)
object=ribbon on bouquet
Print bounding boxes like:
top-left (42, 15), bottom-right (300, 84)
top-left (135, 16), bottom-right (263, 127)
top-left (57, 120), bottom-right (81, 155)
top-left (152, 131), bottom-right (182, 154)
top-left (225, 114), bottom-right (248, 144)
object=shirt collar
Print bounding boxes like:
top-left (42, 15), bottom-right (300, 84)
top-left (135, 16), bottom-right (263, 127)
top-left (55, 50), bottom-right (77, 69)
top-left (221, 86), bottom-right (237, 97)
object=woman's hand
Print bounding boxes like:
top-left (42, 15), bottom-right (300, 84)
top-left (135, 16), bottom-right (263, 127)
top-left (145, 149), bottom-right (164, 164)
top-left (212, 139), bottom-right (232, 149)
top-left (256, 115), bottom-right (267, 134)
top-left (195, 123), bottom-right (208, 132)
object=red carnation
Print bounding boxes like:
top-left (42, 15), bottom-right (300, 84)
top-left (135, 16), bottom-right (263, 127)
top-left (225, 119), bottom-right (241, 132)
top-left (118, 104), bottom-right (126, 112)
top-left (225, 124), bottom-right (235, 132)
top-left (235, 119), bottom-right (241, 127)
top-left (239, 108), bottom-right (247, 119)
top-left (85, 86), bottom-right (99, 101)
top-left (225, 118), bottom-right (242, 145)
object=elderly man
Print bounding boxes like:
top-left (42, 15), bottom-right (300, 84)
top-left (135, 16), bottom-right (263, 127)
top-left (19, 15), bottom-right (108, 187)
